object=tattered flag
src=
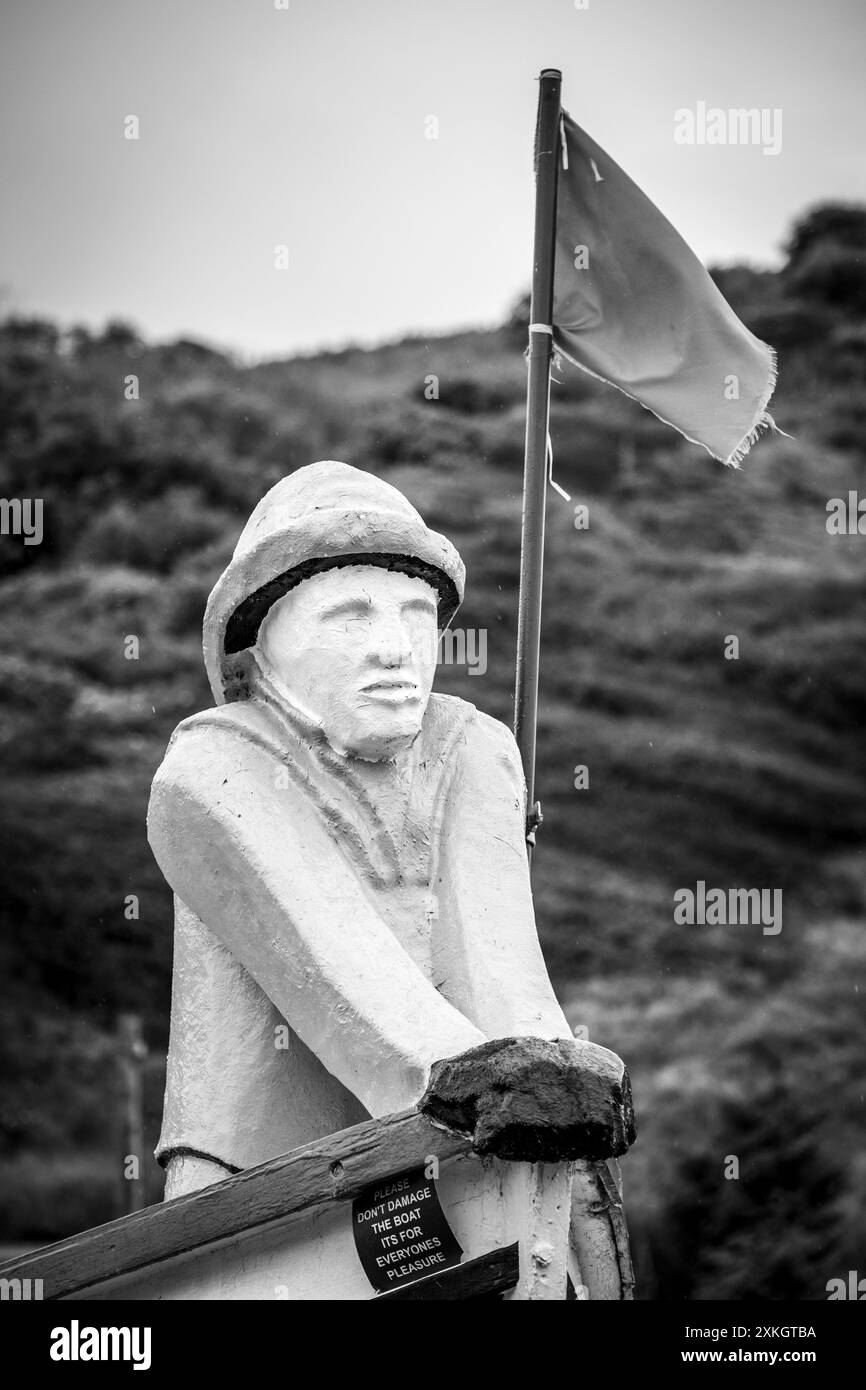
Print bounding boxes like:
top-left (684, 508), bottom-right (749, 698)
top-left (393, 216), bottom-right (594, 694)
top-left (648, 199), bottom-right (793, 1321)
top-left (552, 112), bottom-right (777, 466)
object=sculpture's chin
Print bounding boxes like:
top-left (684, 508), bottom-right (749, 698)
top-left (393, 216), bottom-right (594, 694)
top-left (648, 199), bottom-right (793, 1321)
top-left (352, 734), bottom-right (420, 763)
top-left (325, 712), bottom-right (424, 764)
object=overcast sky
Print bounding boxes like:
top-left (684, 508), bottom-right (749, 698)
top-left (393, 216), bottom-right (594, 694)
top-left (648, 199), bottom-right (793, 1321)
top-left (2, 0), bottom-right (864, 359)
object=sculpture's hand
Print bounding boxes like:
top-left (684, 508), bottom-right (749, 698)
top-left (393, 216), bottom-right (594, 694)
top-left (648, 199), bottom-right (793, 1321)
top-left (419, 1036), bottom-right (636, 1163)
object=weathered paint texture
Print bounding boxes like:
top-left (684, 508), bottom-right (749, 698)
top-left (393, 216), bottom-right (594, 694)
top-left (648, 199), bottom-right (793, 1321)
top-left (147, 461), bottom-right (635, 1296)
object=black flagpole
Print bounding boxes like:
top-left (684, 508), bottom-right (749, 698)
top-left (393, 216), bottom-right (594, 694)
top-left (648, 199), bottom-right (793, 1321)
top-left (514, 68), bottom-right (562, 860)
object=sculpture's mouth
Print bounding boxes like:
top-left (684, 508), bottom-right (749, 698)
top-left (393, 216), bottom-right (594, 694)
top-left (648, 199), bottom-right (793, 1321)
top-left (359, 678), bottom-right (420, 704)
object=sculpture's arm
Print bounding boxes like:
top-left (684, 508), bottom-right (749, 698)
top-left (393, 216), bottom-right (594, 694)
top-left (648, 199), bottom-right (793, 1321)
top-left (147, 723), bottom-right (486, 1118)
top-left (423, 711), bottom-right (636, 1170)
top-left (437, 710), bottom-right (573, 1041)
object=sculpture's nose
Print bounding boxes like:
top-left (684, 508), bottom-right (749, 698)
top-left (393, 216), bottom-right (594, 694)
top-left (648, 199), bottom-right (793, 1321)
top-left (369, 611), bottom-right (414, 668)
top-left (376, 624), bottom-right (412, 668)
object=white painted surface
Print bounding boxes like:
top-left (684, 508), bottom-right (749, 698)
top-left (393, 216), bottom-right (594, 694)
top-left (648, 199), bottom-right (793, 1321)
top-left (146, 462), bottom-right (630, 1296)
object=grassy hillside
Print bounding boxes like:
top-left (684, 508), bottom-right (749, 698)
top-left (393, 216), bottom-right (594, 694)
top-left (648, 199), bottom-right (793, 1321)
top-left (1, 204), bottom-right (864, 1297)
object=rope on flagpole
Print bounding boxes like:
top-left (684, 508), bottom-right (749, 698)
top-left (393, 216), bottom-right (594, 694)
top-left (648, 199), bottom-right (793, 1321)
top-left (547, 434), bottom-right (571, 502)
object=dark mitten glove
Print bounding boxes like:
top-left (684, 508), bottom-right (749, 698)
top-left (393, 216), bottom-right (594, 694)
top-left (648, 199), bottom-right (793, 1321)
top-left (419, 1035), bottom-right (636, 1163)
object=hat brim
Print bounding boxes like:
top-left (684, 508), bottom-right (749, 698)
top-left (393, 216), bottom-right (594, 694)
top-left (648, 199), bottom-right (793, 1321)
top-left (225, 551), bottom-right (461, 655)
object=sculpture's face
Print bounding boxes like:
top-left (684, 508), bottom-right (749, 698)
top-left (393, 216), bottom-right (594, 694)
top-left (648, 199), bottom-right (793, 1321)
top-left (256, 564), bottom-right (440, 761)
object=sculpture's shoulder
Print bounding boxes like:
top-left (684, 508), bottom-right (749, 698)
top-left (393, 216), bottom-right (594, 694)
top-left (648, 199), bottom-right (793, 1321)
top-left (424, 693), bottom-right (526, 790)
top-left (150, 699), bottom-right (280, 803)
top-left (167, 698), bottom-right (275, 751)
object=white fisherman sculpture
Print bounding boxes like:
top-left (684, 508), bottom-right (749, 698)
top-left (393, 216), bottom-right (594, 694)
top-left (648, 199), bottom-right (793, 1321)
top-left (147, 460), bottom-right (636, 1297)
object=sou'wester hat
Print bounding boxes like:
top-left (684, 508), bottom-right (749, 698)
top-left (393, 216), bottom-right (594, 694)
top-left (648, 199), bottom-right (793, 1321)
top-left (203, 460), bottom-right (466, 704)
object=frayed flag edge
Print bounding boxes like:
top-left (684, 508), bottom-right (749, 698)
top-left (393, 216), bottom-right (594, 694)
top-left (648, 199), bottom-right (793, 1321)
top-left (552, 336), bottom-right (781, 471)
top-left (722, 344), bottom-right (779, 469)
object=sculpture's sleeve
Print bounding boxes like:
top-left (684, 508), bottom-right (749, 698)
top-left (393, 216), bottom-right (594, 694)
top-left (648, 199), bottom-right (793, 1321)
top-left (437, 710), bottom-right (573, 1041)
top-left (147, 722), bottom-right (486, 1118)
